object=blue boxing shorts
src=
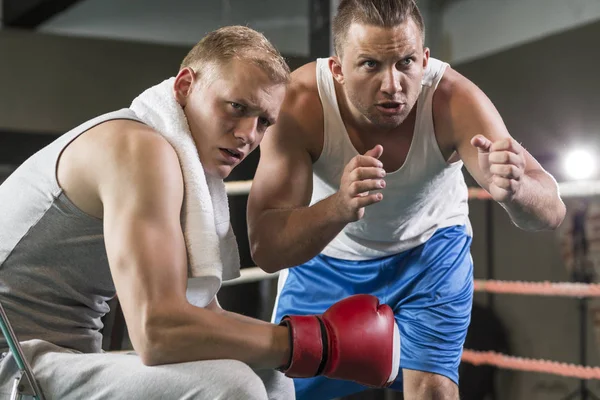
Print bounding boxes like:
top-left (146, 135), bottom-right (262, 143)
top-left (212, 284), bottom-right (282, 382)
top-left (271, 225), bottom-right (473, 400)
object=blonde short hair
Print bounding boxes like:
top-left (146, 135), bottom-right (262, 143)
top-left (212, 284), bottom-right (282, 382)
top-left (181, 25), bottom-right (290, 85)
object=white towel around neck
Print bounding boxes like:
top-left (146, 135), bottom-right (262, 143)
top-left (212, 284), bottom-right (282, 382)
top-left (129, 77), bottom-right (241, 307)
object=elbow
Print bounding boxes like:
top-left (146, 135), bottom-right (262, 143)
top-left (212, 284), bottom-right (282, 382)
top-left (138, 352), bottom-right (161, 367)
top-left (133, 326), bottom-right (167, 366)
top-left (548, 199), bottom-right (567, 231)
top-left (248, 213), bottom-right (288, 273)
top-left (136, 339), bottom-right (165, 367)
top-left (259, 263), bottom-right (281, 274)
top-left (130, 310), bottom-right (176, 366)
top-left (540, 197), bottom-right (567, 231)
top-left (543, 177), bottom-right (567, 231)
top-left (249, 229), bottom-right (281, 273)
top-left (522, 199), bottom-right (567, 232)
top-left (250, 241), bottom-right (281, 274)
top-left (250, 221), bottom-right (299, 272)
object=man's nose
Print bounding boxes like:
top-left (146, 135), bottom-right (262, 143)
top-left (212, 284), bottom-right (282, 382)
top-left (380, 68), bottom-right (402, 95)
top-left (234, 117), bottom-right (258, 145)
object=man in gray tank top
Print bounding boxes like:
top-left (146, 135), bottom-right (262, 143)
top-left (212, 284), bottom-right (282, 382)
top-left (0, 25), bottom-right (293, 400)
top-left (0, 23), bottom-right (412, 400)
top-left (248, 1), bottom-right (567, 399)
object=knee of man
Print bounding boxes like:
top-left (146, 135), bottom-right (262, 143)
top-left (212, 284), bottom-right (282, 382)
top-left (409, 373), bottom-right (458, 400)
top-left (254, 368), bottom-right (295, 399)
top-left (216, 361), bottom-right (269, 400)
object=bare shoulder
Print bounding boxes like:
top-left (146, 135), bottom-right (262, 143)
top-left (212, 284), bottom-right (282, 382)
top-left (272, 61), bottom-right (324, 158)
top-left (250, 62), bottom-right (322, 211)
top-left (434, 67), bottom-right (465, 111)
top-left (432, 65), bottom-right (508, 157)
top-left (432, 66), bottom-right (483, 157)
top-left (288, 61), bottom-right (320, 104)
top-left (433, 66), bottom-right (488, 115)
top-left (96, 119), bottom-right (179, 172)
top-left (58, 119), bottom-right (182, 218)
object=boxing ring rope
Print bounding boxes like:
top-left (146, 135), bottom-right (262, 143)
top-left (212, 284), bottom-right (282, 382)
top-left (224, 269), bottom-right (600, 299)
top-left (225, 179), bottom-right (600, 199)
top-left (461, 350), bottom-right (600, 380)
top-left (225, 180), bottom-right (253, 196)
top-left (223, 178), bottom-right (600, 379)
top-left (222, 266), bottom-right (279, 286)
top-left (473, 280), bottom-right (600, 298)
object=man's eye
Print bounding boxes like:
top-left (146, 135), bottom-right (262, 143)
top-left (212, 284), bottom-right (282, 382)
top-left (230, 102), bottom-right (244, 111)
top-left (401, 58), bottom-right (413, 66)
top-left (258, 117), bottom-right (271, 127)
top-left (363, 60), bottom-right (377, 68)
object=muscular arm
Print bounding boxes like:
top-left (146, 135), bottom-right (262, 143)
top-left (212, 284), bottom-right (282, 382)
top-left (94, 125), bottom-right (288, 368)
top-left (435, 68), bottom-right (566, 231)
top-left (248, 65), bottom-right (349, 272)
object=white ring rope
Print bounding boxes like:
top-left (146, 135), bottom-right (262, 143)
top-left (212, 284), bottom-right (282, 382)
top-left (222, 267), bottom-right (279, 286)
top-left (224, 267), bottom-right (600, 300)
top-left (225, 179), bottom-right (600, 198)
top-left (225, 180), bottom-right (253, 196)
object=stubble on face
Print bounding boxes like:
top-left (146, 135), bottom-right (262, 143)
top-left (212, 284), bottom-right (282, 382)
top-left (338, 20), bottom-right (427, 132)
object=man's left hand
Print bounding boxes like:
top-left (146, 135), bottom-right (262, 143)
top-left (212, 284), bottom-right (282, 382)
top-left (471, 134), bottom-right (527, 202)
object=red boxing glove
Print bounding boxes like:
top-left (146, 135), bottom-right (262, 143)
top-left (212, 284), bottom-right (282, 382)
top-left (279, 294), bottom-right (400, 387)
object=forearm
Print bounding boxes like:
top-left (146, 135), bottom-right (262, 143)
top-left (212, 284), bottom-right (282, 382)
top-left (250, 195), bottom-right (347, 272)
top-left (219, 309), bottom-right (271, 325)
top-left (138, 302), bottom-right (289, 369)
top-left (501, 170), bottom-right (566, 231)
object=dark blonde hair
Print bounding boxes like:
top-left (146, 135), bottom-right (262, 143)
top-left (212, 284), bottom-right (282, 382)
top-left (332, 0), bottom-right (426, 57)
top-left (181, 25), bottom-right (290, 85)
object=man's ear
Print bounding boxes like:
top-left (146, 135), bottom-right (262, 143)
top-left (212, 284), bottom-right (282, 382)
top-left (173, 67), bottom-right (196, 107)
top-left (422, 47), bottom-right (430, 69)
top-left (328, 56), bottom-right (345, 85)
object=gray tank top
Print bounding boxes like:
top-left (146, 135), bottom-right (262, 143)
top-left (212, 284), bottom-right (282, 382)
top-left (0, 109), bottom-right (142, 353)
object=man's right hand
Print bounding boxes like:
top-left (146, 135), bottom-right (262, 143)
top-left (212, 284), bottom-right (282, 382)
top-left (278, 294), bottom-right (400, 388)
top-left (333, 145), bottom-right (386, 222)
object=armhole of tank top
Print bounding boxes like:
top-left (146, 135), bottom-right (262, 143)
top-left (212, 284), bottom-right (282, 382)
top-left (315, 59), bottom-right (332, 164)
top-left (426, 62), bottom-right (461, 168)
top-left (51, 111), bottom-right (143, 212)
top-left (52, 132), bottom-right (84, 197)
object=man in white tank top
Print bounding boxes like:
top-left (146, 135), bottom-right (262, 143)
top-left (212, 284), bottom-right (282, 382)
top-left (248, 1), bottom-right (566, 399)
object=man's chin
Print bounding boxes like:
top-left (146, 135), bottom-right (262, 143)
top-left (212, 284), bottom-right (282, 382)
top-left (371, 115), bottom-right (405, 129)
top-left (206, 165), bottom-right (233, 180)
top-left (364, 108), bottom-right (407, 127)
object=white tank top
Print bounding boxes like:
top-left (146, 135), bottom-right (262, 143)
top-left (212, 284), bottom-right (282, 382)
top-left (312, 57), bottom-right (471, 260)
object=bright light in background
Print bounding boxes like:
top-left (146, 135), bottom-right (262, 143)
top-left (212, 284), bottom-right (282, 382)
top-left (564, 149), bottom-right (596, 180)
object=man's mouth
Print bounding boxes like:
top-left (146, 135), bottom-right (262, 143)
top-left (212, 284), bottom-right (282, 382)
top-left (378, 102), bottom-right (402, 109)
top-left (220, 148), bottom-right (243, 160)
top-left (376, 102), bottom-right (405, 114)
